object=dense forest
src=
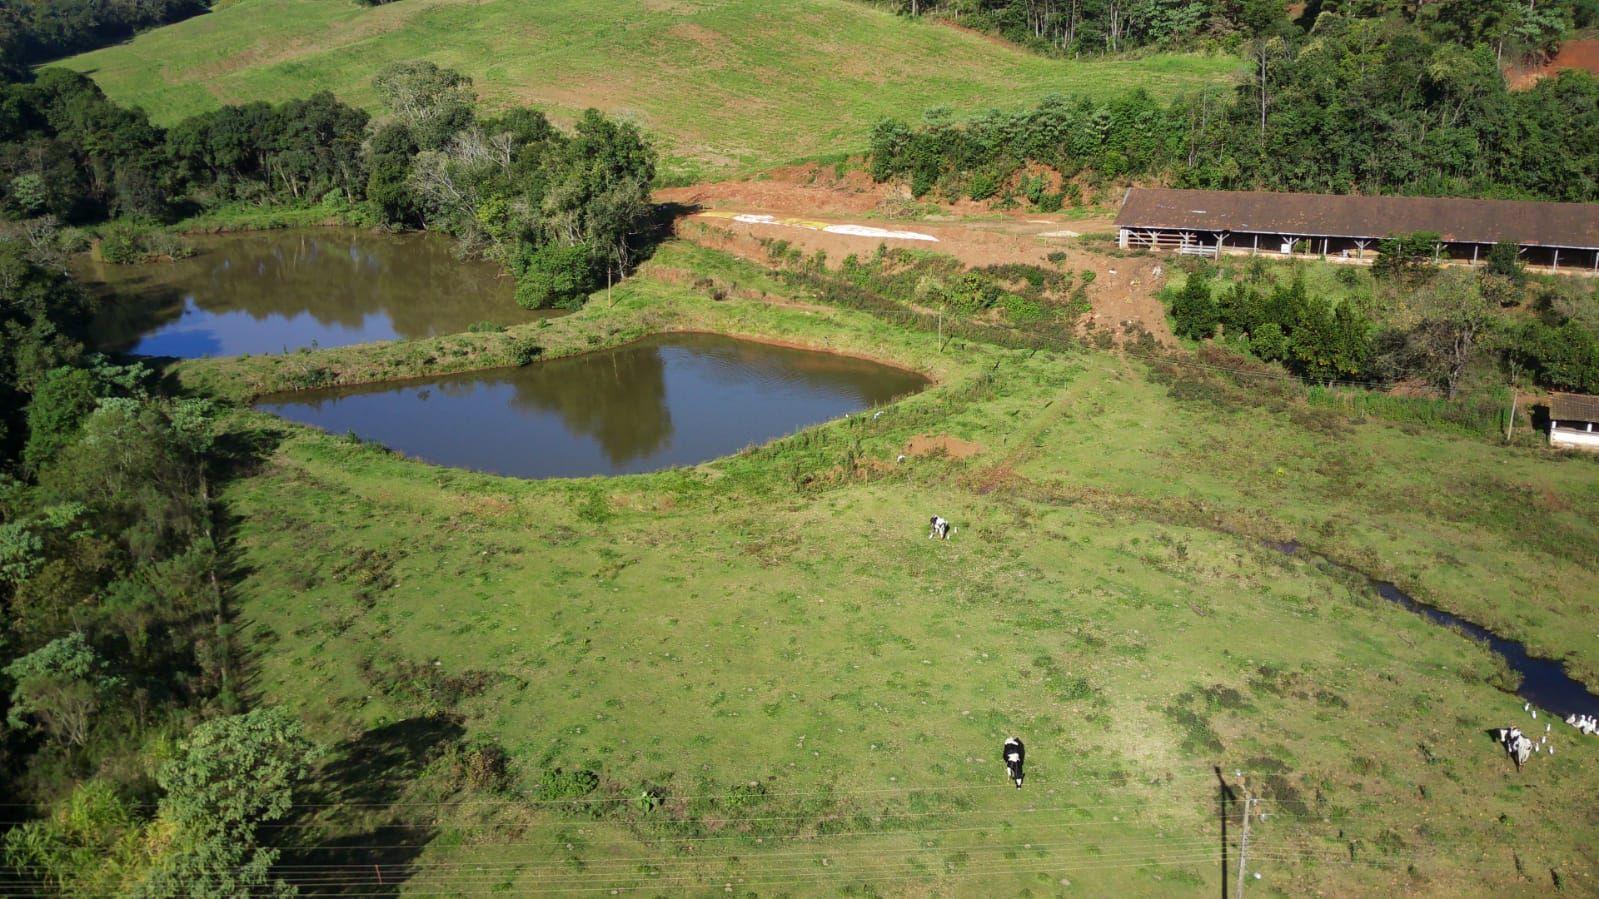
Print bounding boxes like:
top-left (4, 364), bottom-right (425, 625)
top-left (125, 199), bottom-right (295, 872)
top-left (0, 63), bottom-right (657, 307)
top-left (870, 16), bottom-right (1599, 202)
top-left (869, 0), bottom-right (1593, 58)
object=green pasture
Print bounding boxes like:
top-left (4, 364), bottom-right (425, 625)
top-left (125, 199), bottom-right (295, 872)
top-left (197, 241), bottom-right (1599, 895)
top-left (57, 0), bottom-right (1240, 180)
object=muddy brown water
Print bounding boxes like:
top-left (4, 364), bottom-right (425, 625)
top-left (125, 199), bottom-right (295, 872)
top-left (257, 333), bottom-right (929, 479)
top-left (80, 228), bottom-right (554, 357)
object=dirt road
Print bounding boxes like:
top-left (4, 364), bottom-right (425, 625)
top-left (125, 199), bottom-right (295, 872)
top-left (657, 165), bottom-right (1173, 341)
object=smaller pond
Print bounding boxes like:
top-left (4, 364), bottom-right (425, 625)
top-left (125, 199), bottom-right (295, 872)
top-left (79, 228), bottom-right (551, 358)
top-left (256, 333), bottom-right (929, 479)
top-left (1268, 541), bottom-right (1599, 719)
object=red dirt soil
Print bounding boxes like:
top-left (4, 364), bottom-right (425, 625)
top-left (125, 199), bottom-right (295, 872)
top-left (1507, 39), bottom-right (1599, 89)
top-left (657, 167), bottom-right (1174, 343)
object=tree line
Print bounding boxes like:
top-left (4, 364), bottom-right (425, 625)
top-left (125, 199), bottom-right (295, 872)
top-left (1, 61), bottom-right (657, 308)
top-left (0, 57), bottom-right (658, 894)
top-left (0, 0), bottom-right (212, 74)
top-left (0, 234), bottom-right (321, 893)
top-left (869, 15), bottom-right (1599, 203)
top-left (1166, 245), bottom-right (1599, 402)
top-left (866, 0), bottom-right (1590, 59)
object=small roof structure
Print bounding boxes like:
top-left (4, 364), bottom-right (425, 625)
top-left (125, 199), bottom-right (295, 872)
top-left (1114, 188), bottom-right (1599, 250)
top-left (1550, 392), bottom-right (1599, 423)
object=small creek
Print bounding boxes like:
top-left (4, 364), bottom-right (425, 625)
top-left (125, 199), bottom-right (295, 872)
top-left (1268, 541), bottom-right (1599, 719)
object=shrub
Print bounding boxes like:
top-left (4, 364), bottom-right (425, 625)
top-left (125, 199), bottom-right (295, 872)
top-left (1485, 240), bottom-right (1525, 284)
top-left (1170, 274), bottom-right (1219, 340)
top-left (514, 242), bottom-right (598, 310)
top-left (944, 272), bottom-right (1002, 314)
top-left (96, 226), bottom-right (194, 264)
top-left (466, 320), bottom-right (504, 333)
top-left (1373, 231), bottom-right (1440, 281)
top-left (1251, 321), bottom-right (1288, 361)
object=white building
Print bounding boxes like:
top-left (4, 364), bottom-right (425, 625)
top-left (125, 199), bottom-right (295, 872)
top-left (1550, 393), bottom-right (1599, 452)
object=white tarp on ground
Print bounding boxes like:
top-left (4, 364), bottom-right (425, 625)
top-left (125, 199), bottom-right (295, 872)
top-left (726, 213), bottom-right (937, 242)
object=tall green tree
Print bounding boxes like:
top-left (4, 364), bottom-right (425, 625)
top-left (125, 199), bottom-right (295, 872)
top-left (135, 708), bottom-right (318, 899)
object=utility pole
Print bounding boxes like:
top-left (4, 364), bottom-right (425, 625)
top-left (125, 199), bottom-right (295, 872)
top-left (1236, 788), bottom-right (1255, 898)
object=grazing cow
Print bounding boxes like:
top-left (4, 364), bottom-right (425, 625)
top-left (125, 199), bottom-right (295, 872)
top-left (1003, 737), bottom-right (1025, 789)
top-left (929, 516), bottom-right (953, 540)
top-left (1498, 727), bottom-right (1533, 770)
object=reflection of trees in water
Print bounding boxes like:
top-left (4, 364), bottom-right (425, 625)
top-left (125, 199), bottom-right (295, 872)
top-left (504, 344), bottom-right (673, 465)
top-left (79, 228), bottom-right (527, 348)
top-left (676, 335), bottom-right (925, 404)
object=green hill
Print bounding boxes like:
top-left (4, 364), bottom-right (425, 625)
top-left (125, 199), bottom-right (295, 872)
top-left (58, 0), bottom-right (1238, 179)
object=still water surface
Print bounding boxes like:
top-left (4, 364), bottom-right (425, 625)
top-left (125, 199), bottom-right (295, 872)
top-left (257, 333), bottom-right (929, 478)
top-left (80, 228), bottom-right (549, 357)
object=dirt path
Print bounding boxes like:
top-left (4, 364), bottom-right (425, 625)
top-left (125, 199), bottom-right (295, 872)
top-left (658, 167), bottom-right (1173, 342)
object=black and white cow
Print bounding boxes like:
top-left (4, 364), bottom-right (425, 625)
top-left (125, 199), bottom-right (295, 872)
top-left (1497, 727), bottom-right (1533, 770)
top-left (1003, 737), bottom-right (1025, 789)
top-left (929, 516), bottom-right (953, 540)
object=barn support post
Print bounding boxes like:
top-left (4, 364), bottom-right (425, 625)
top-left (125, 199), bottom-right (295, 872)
top-left (1118, 228), bottom-right (1130, 249)
top-left (1553, 249), bottom-right (1560, 272)
top-left (1471, 244), bottom-right (1479, 266)
top-left (1252, 234), bottom-right (1259, 256)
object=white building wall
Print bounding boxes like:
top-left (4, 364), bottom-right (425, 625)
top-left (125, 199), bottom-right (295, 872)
top-left (1550, 426), bottom-right (1599, 451)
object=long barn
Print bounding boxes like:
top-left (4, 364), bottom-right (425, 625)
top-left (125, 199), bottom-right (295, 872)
top-left (1114, 188), bottom-right (1599, 272)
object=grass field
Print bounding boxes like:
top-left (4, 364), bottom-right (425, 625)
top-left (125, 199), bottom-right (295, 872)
top-left (200, 242), bottom-right (1599, 895)
top-left (56, 0), bottom-right (1240, 179)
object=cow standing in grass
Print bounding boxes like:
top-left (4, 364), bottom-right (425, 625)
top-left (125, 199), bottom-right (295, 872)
top-left (1003, 737), bottom-right (1025, 788)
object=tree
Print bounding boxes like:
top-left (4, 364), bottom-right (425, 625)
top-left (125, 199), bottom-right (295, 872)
top-left (1373, 231), bottom-right (1441, 282)
top-left (1485, 239), bottom-right (1525, 284)
top-left (135, 708), bottom-right (318, 899)
top-left (372, 60), bottom-right (476, 150)
top-left (514, 242), bottom-right (597, 309)
top-left (1403, 270), bottom-right (1494, 397)
top-left (1169, 271), bottom-right (1219, 339)
top-left (22, 365), bottom-right (99, 475)
top-left (4, 632), bottom-right (121, 748)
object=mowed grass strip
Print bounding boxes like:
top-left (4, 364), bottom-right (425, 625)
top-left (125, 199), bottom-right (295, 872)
top-left (57, 0), bottom-right (1240, 179)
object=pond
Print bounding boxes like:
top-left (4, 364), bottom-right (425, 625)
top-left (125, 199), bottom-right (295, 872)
top-left (256, 333), bottom-right (929, 479)
top-left (79, 228), bottom-right (551, 358)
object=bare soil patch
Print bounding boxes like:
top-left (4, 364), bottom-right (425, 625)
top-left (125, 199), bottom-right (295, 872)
top-left (904, 434), bottom-right (984, 459)
top-left (1508, 39), bottom-right (1599, 89)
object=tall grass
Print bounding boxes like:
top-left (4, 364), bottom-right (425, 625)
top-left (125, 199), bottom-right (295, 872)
top-left (1306, 386), bottom-right (1512, 438)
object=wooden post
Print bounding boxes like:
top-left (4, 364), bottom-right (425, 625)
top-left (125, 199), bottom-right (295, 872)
top-left (1506, 393), bottom-right (1517, 443)
top-left (1236, 791), bottom-right (1254, 898)
top-left (1472, 244), bottom-right (1479, 266)
top-left (1252, 233), bottom-right (1259, 256)
top-left (1553, 249), bottom-right (1560, 272)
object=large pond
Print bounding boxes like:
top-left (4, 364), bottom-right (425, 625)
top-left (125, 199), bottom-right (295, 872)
top-left (257, 333), bottom-right (929, 478)
top-left (79, 228), bottom-right (550, 358)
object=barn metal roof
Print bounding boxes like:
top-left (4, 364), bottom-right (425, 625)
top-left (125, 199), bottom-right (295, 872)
top-left (1114, 188), bottom-right (1599, 250)
top-left (1551, 392), bottom-right (1599, 422)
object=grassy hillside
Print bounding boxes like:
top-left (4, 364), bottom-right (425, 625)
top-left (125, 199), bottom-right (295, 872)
top-left (191, 242), bottom-right (1599, 895)
top-left (57, 0), bottom-right (1239, 179)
